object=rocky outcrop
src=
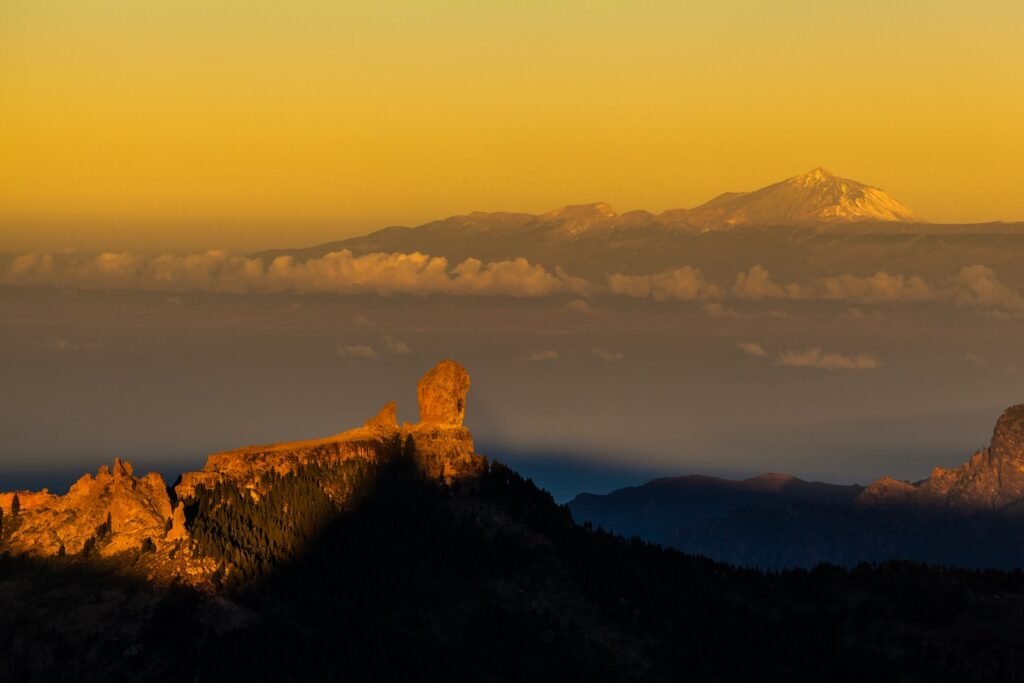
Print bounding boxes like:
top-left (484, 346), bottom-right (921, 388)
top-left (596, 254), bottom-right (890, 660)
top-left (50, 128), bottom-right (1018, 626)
top-left (0, 490), bottom-right (58, 513)
top-left (0, 360), bottom-right (487, 571)
top-left (166, 501), bottom-right (188, 543)
top-left (174, 360), bottom-right (483, 498)
top-left (406, 360), bottom-right (480, 483)
top-left (858, 476), bottom-right (918, 506)
top-left (1, 458), bottom-right (173, 556)
top-left (417, 359), bottom-right (470, 427)
top-left (860, 405), bottom-right (1024, 510)
top-left (365, 401), bottom-right (398, 430)
top-left (173, 429), bottom-right (398, 500)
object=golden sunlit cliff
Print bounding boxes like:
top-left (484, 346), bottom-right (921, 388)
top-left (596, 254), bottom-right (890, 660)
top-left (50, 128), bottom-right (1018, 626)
top-left (0, 360), bottom-right (485, 583)
top-left (860, 404), bottom-right (1024, 510)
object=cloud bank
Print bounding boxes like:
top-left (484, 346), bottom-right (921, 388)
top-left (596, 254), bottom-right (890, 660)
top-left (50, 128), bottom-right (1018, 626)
top-left (336, 334), bottom-right (412, 361)
top-left (0, 250), bottom-right (582, 298)
top-left (737, 342), bottom-right (769, 357)
top-left (3, 251), bottom-right (1023, 312)
top-left (777, 347), bottom-right (881, 370)
top-left (607, 266), bottom-right (721, 301)
top-left (739, 341), bottom-right (880, 370)
top-left (732, 266), bottom-right (932, 304)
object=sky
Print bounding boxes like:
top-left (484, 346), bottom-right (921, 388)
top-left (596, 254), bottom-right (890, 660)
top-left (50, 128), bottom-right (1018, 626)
top-left (3, 1), bottom-right (1024, 502)
top-left (3, 287), bottom-right (1022, 501)
top-left (2, 0), bottom-right (1024, 252)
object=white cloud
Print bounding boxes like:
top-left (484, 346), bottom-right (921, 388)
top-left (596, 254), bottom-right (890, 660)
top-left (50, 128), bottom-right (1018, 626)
top-left (335, 344), bottom-right (382, 360)
top-left (563, 298), bottom-right (594, 314)
top-left (0, 250), bottom-right (581, 298)
top-left (608, 266), bottom-right (720, 301)
top-left (336, 334), bottom-right (411, 361)
top-left (732, 265), bottom-right (798, 300)
top-left (8, 251), bottom-right (1023, 315)
top-left (776, 347), bottom-right (880, 370)
top-left (382, 335), bottom-right (411, 355)
top-left (591, 347), bottom-right (624, 362)
top-left (737, 342), bottom-right (768, 357)
top-left (528, 350), bottom-right (560, 362)
top-left (950, 265), bottom-right (1024, 312)
top-left (703, 302), bottom-right (740, 318)
top-left (814, 272), bottom-right (932, 304)
top-left (732, 265), bottom-right (932, 304)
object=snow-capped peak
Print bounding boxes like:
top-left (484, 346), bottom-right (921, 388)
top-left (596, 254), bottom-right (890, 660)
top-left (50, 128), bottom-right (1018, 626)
top-left (687, 168), bottom-right (923, 226)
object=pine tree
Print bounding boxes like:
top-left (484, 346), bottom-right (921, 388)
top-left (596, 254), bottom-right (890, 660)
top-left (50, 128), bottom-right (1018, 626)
top-left (96, 512), bottom-right (112, 539)
top-left (11, 494), bottom-right (20, 517)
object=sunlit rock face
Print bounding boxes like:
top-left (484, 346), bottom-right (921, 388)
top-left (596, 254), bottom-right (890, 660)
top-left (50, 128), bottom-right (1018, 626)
top-left (857, 476), bottom-right (917, 508)
top-left (860, 404), bottom-right (1024, 510)
top-left (0, 360), bottom-right (487, 571)
top-left (0, 490), bottom-right (58, 513)
top-left (364, 401), bottom-right (398, 431)
top-left (920, 405), bottom-right (1024, 509)
top-left (417, 359), bottom-right (470, 427)
top-left (172, 430), bottom-right (398, 501)
top-left (173, 360), bottom-right (481, 499)
top-left (1, 458), bottom-right (173, 556)
top-left (409, 360), bottom-right (481, 483)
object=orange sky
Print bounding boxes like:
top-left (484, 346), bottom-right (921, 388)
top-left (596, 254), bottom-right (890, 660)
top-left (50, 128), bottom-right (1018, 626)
top-left (2, 1), bottom-right (1023, 251)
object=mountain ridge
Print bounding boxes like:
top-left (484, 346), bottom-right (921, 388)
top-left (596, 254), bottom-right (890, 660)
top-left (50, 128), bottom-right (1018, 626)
top-left (6, 364), bottom-right (1024, 680)
top-left (249, 168), bottom-right (1024, 289)
top-left (569, 403), bottom-right (1024, 569)
top-left (256, 168), bottom-right (926, 261)
top-left (0, 359), bottom-right (485, 584)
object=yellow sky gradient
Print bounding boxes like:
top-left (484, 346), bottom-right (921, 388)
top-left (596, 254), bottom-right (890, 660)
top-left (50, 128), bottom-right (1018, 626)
top-left (2, 1), bottom-right (1022, 251)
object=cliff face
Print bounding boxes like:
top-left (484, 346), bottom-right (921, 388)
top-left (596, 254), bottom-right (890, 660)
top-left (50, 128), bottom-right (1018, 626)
top-left (0, 360), bottom-right (486, 576)
top-left (1, 458), bottom-right (172, 557)
top-left (860, 405), bottom-right (1024, 511)
top-left (174, 359), bottom-right (482, 500)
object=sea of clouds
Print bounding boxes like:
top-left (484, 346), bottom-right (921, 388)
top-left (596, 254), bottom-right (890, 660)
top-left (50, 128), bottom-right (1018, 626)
top-left (3, 249), bottom-right (1023, 312)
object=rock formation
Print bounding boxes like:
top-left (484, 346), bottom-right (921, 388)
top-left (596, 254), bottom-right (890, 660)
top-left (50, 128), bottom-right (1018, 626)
top-left (364, 401), bottom-right (398, 430)
top-left (175, 360), bottom-right (483, 499)
top-left (1, 360), bottom-right (486, 574)
top-left (860, 404), bottom-right (1024, 510)
top-left (857, 476), bottom-right (918, 506)
top-left (1, 457), bottom-right (173, 557)
top-left (417, 359), bottom-right (470, 426)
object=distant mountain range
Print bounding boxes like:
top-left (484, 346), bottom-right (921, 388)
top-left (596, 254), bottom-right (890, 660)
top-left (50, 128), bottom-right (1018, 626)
top-left (256, 168), bottom-right (1024, 287)
top-left (569, 404), bottom-right (1024, 569)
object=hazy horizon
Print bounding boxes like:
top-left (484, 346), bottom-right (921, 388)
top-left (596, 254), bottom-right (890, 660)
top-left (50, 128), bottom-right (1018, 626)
top-left (4, 1), bottom-right (1024, 254)
top-left (3, 168), bottom-right (1024, 254)
top-left (3, 285), bottom-right (1020, 502)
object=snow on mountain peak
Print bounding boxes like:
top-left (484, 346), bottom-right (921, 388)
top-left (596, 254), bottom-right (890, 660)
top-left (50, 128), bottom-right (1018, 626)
top-left (688, 168), bottom-right (923, 226)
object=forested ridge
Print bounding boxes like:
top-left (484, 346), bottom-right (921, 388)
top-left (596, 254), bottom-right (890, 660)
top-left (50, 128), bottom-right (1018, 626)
top-left (3, 450), bottom-right (1024, 681)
